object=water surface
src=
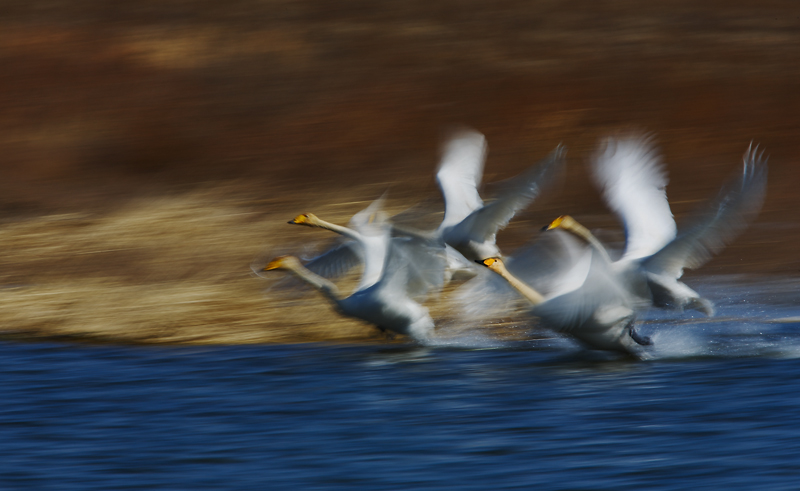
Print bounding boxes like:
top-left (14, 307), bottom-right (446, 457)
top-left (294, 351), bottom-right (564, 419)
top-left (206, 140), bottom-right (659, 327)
top-left (2, 277), bottom-right (800, 490)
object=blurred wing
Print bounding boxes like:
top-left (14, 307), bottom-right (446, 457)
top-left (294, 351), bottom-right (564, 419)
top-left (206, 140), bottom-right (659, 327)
top-left (466, 145), bottom-right (566, 242)
top-left (506, 228), bottom-right (588, 296)
top-left (451, 266), bottom-right (519, 323)
top-left (303, 240), bottom-right (363, 279)
top-left (343, 196), bottom-right (393, 291)
top-left (349, 192), bottom-right (389, 235)
top-left (390, 236), bottom-right (447, 299)
top-left (592, 136), bottom-right (677, 261)
top-left (436, 129), bottom-right (487, 230)
top-left (388, 195), bottom-right (444, 233)
top-left (543, 244), bottom-right (593, 300)
top-left (378, 236), bottom-right (446, 301)
top-left (451, 229), bottom-right (590, 325)
top-left (643, 144), bottom-right (768, 278)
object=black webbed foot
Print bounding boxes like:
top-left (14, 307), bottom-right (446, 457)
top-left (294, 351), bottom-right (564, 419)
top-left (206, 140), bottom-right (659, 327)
top-left (629, 325), bottom-right (652, 346)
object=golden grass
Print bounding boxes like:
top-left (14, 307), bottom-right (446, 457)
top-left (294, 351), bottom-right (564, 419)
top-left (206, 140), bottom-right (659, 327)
top-left (0, 182), bottom-right (536, 345)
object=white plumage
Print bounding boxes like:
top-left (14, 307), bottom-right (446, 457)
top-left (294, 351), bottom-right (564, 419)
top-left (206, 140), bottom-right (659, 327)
top-left (266, 199), bottom-right (445, 343)
top-left (477, 231), bottom-right (650, 355)
top-left (551, 137), bottom-right (768, 316)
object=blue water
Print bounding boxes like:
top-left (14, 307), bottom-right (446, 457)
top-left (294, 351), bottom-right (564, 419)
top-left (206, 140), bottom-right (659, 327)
top-left (2, 278), bottom-right (800, 490)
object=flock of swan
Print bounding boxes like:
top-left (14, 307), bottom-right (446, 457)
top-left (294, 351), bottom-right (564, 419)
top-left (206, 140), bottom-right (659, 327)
top-left (260, 130), bottom-right (768, 357)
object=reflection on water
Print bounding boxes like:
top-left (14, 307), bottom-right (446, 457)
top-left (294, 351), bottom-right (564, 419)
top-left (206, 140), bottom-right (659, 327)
top-left (2, 276), bottom-right (800, 490)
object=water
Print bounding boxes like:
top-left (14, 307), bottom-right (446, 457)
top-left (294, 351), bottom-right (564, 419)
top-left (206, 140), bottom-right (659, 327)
top-left (2, 277), bottom-right (800, 490)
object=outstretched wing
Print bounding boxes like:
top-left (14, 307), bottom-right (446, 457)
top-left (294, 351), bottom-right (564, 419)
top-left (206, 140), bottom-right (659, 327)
top-left (349, 192), bottom-right (389, 234)
top-left (592, 135), bottom-right (677, 262)
top-left (436, 129), bottom-right (487, 231)
top-left (464, 145), bottom-right (566, 243)
top-left (643, 144), bottom-right (768, 279)
top-left (506, 228), bottom-right (588, 297)
top-left (303, 239), bottom-right (363, 279)
top-left (451, 229), bottom-right (588, 322)
top-left (382, 236), bottom-right (447, 300)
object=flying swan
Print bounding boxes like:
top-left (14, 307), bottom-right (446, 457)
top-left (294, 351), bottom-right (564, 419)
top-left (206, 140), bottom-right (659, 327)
top-left (266, 198), bottom-right (445, 343)
top-left (545, 136), bottom-right (767, 316)
top-left (476, 231), bottom-right (653, 355)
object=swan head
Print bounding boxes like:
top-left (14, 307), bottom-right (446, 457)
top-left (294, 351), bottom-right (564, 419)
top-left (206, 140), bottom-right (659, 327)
top-left (264, 255), bottom-right (302, 271)
top-left (544, 215), bottom-right (578, 232)
top-left (476, 257), bottom-right (505, 273)
top-left (288, 213), bottom-right (319, 227)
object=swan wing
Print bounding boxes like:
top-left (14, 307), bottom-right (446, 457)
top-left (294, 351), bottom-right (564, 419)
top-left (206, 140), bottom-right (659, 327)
top-left (506, 228), bottom-right (588, 296)
top-left (465, 145), bottom-right (566, 243)
top-left (592, 135), bottom-right (677, 262)
top-left (303, 239), bottom-right (363, 279)
top-left (451, 229), bottom-right (586, 322)
top-left (342, 196), bottom-right (393, 291)
top-left (436, 129), bottom-right (487, 231)
top-left (643, 144), bottom-right (768, 279)
top-left (349, 192), bottom-right (389, 234)
top-left (382, 236), bottom-right (447, 299)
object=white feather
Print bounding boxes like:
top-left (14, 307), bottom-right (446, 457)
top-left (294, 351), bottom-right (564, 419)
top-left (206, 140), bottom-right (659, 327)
top-left (592, 136), bottom-right (677, 262)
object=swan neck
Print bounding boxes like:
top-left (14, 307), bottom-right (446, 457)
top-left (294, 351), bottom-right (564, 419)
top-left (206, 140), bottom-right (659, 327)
top-left (312, 217), bottom-right (361, 241)
top-left (565, 220), bottom-right (613, 263)
top-left (493, 261), bottom-right (545, 305)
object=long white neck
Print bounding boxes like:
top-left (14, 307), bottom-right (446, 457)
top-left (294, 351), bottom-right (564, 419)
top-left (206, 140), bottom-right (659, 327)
top-left (563, 220), bottom-right (614, 264)
top-left (309, 217), bottom-right (363, 242)
top-left (490, 260), bottom-right (545, 305)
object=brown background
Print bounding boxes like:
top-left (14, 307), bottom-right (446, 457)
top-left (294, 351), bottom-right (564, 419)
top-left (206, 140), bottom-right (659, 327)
top-left (0, 1), bottom-right (798, 344)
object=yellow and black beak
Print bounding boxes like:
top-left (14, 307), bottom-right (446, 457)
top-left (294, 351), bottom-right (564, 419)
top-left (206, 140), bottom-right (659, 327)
top-left (288, 214), bottom-right (309, 225)
top-left (264, 257), bottom-right (284, 271)
top-left (476, 257), bottom-right (499, 268)
top-left (543, 215), bottom-right (567, 232)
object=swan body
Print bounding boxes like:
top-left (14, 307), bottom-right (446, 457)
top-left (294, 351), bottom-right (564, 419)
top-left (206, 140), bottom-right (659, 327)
top-left (273, 200), bottom-right (444, 342)
top-left (478, 245), bottom-right (650, 355)
top-left (548, 137), bottom-right (768, 316)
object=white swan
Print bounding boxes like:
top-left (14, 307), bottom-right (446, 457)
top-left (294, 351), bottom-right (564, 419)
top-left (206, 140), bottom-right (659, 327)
top-left (546, 137), bottom-right (768, 315)
top-left (386, 128), bottom-right (565, 287)
top-left (432, 129), bottom-right (565, 263)
top-left (292, 129), bottom-right (564, 284)
top-left (476, 233), bottom-right (652, 355)
top-left (269, 200), bottom-right (444, 343)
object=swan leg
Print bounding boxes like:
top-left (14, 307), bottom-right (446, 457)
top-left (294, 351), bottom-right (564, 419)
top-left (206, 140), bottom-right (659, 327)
top-left (628, 321), bottom-right (653, 346)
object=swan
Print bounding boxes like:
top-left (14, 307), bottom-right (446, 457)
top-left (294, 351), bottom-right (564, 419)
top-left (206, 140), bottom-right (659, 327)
top-left (387, 129), bottom-right (566, 284)
top-left (546, 137), bottom-right (768, 315)
top-left (288, 129), bottom-right (565, 284)
top-left (476, 233), bottom-right (652, 355)
top-left (430, 129), bottom-right (565, 263)
top-left (269, 199), bottom-right (445, 343)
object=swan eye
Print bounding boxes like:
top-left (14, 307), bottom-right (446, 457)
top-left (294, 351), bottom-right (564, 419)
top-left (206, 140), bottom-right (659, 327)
top-left (482, 258), bottom-right (498, 267)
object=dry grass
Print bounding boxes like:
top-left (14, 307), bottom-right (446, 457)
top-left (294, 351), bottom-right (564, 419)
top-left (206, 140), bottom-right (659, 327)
top-left (0, 182), bottom-right (536, 345)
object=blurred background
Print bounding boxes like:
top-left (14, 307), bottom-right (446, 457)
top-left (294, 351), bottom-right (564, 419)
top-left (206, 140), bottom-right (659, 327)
top-left (0, 0), bottom-right (798, 344)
